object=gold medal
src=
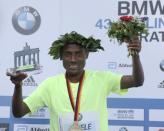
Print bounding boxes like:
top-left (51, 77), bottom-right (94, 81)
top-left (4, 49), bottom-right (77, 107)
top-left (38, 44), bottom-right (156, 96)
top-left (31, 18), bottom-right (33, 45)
top-left (69, 121), bottom-right (83, 131)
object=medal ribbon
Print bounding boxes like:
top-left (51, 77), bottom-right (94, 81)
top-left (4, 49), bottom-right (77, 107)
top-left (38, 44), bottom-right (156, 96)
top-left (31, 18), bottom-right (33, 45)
top-left (66, 71), bottom-right (85, 121)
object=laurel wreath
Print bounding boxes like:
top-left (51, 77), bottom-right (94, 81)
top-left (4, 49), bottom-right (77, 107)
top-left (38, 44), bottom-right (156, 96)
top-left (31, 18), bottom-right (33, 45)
top-left (49, 31), bottom-right (104, 59)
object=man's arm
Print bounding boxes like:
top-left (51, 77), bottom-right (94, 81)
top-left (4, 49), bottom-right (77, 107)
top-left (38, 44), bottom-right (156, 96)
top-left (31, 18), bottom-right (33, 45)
top-left (121, 38), bottom-right (144, 89)
top-left (8, 72), bottom-right (31, 117)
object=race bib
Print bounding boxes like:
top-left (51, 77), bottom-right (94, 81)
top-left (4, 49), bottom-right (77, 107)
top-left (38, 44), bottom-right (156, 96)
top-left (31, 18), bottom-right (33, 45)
top-left (58, 111), bottom-right (100, 131)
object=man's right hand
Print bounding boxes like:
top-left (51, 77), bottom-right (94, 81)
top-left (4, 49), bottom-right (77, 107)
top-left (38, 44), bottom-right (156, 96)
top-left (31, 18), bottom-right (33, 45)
top-left (6, 72), bottom-right (28, 86)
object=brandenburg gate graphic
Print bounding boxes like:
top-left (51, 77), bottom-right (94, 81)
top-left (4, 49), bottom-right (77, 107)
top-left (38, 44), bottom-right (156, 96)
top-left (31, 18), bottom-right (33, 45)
top-left (14, 43), bottom-right (40, 71)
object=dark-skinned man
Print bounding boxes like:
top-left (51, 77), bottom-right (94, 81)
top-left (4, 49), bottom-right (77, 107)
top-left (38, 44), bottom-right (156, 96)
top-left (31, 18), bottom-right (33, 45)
top-left (7, 31), bottom-right (144, 131)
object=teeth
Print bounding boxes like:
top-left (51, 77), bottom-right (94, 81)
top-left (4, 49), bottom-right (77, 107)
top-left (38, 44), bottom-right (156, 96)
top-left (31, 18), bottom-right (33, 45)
top-left (69, 65), bottom-right (78, 68)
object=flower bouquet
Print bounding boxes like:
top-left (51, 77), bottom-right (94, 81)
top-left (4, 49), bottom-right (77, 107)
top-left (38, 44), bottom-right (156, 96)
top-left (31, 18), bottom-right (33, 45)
top-left (107, 16), bottom-right (148, 56)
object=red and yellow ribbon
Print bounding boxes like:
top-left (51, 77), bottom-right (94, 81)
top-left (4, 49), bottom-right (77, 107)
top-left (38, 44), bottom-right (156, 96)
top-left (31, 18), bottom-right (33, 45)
top-left (66, 71), bottom-right (85, 121)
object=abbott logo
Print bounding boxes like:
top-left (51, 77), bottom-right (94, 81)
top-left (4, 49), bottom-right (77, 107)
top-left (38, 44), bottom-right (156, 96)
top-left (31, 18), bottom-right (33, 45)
top-left (16, 125), bottom-right (28, 131)
top-left (12, 6), bottom-right (41, 35)
top-left (108, 62), bottom-right (117, 69)
top-left (30, 128), bottom-right (49, 131)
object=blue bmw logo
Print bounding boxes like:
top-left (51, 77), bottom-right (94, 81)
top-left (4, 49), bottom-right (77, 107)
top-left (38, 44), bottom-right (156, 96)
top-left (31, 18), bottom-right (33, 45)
top-left (12, 6), bottom-right (41, 35)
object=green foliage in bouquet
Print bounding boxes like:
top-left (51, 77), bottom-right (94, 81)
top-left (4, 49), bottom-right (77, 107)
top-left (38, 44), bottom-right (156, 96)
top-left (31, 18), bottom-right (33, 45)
top-left (49, 31), bottom-right (104, 59)
top-left (108, 16), bottom-right (149, 43)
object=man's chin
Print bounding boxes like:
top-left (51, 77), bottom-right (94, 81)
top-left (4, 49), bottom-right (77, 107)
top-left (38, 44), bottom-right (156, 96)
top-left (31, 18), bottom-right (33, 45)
top-left (66, 69), bottom-right (80, 76)
top-left (67, 71), bottom-right (78, 75)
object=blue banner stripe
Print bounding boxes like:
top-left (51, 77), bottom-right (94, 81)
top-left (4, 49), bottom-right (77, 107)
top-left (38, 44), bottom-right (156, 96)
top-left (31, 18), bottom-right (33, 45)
top-left (0, 96), bottom-right (11, 106)
top-left (107, 98), bottom-right (164, 108)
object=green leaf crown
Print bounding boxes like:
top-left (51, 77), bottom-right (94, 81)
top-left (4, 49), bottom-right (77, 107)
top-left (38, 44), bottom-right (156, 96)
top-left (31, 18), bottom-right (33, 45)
top-left (49, 31), bottom-right (104, 59)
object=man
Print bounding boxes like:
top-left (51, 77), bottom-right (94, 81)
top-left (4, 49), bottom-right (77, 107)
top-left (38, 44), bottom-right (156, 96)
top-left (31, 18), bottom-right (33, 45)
top-left (7, 31), bottom-right (144, 131)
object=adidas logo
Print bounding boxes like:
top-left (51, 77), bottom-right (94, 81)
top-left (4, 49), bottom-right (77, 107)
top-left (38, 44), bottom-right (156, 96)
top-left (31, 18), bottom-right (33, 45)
top-left (23, 76), bottom-right (38, 86)
top-left (158, 80), bottom-right (164, 88)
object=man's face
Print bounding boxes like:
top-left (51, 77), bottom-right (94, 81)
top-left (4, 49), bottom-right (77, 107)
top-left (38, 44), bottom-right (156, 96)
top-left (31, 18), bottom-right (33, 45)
top-left (61, 44), bottom-right (88, 75)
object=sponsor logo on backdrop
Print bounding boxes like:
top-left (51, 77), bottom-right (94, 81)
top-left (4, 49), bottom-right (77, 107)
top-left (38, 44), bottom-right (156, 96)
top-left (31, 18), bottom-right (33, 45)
top-left (109, 125), bottom-right (144, 131)
top-left (108, 61), bottom-right (132, 69)
top-left (24, 107), bottom-right (49, 119)
top-left (158, 80), bottom-right (164, 88)
top-left (16, 125), bottom-right (28, 131)
top-left (108, 108), bottom-right (145, 120)
top-left (12, 6), bottom-right (41, 35)
top-left (14, 124), bottom-right (49, 131)
top-left (116, 109), bottom-right (135, 119)
top-left (160, 60), bottom-right (164, 71)
top-left (119, 127), bottom-right (128, 131)
top-left (0, 123), bottom-right (9, 131)
top-left (108, 62), bottom-right (117, 69)
top-left (118, 63), bottom-right (132, 68)
top-left (23, 75), bottom-right (38, 87)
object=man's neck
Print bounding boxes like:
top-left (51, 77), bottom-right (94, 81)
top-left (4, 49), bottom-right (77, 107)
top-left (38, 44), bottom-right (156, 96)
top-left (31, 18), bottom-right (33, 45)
top-left (66, 70), bottom-right (84, 83)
